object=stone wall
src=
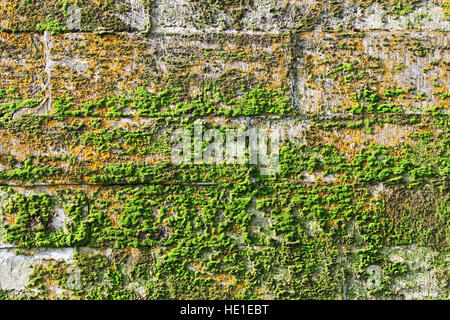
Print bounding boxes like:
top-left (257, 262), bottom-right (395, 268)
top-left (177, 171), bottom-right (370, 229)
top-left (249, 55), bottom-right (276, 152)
top-left (0, 1), bottom-right (448, 299)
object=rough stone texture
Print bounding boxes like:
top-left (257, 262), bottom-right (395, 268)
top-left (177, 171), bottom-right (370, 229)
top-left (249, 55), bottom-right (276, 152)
top-left (150, 0), bottom-right (450, 32)
top-left (47, 32), bottom-right (291, 108)
top-left (0, 32), bottom-right (46, 101)
top-left (0, 0), bottom-right (152, 32)
top-left (294, 30), bottom-right (449, 114)
top-left (0, 1), bottom-right (448, 300)
top-left (0, 248), bottom-right (74, 290)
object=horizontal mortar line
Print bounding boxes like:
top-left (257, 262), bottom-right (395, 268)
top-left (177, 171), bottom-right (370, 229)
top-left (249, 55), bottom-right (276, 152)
top-left (0, 246), bottom-right (21, 249)
top-left (0, 178), bottom-right (445, 189)
top-left (150, 27), bottom-right (450, 35)
top-left (1, 28), bottom-right (449, 36)
top-left (1, 244), bottom-right (445, 251)
top-left (0, 245), bottom-right (444, 250)
top-left (7, 114), bottom-right (310, 121)
top-left (0, 181), bottom-right (340, 188)
top-left (0, 245), bottom-right (148, 250)
top-left (5, 111), bottom-right (442, 124)
top-left (0, 182), bottom-right (221, 187)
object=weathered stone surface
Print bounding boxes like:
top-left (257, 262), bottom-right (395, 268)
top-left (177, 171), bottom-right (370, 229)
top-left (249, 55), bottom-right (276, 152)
top-left (294, 30), bottom-right (449, 114)
top-left (150, 0), bottom-right (450, 31)
top-left (0, 0), bottom-right (448, 301)
top-left (0, 32), bottom-right (46, 115)
top-left (46, 32), bottom-right (291, 113)
top-left (0, 183), bottom-right (448, 298)
top-left (2, 1), bottom-right (448, 33)
top-left (343, 246), bottom-right (449, 299)
top-left (0, 248), bottom-right (74, 291)
top-left (0, 0), bottom-right (151, 32)
top-left (0, 114), bottom-right (447, 186)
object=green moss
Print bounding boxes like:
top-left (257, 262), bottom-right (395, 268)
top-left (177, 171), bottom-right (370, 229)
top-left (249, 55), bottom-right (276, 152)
top-left (36, 18), bottom-right (67, 34)
top-left (53, 86), bottom-right (290, 118)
